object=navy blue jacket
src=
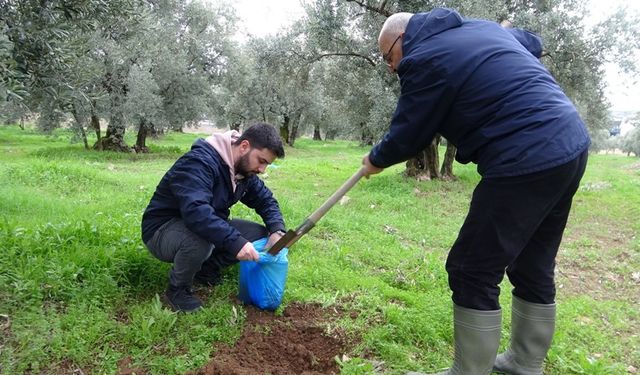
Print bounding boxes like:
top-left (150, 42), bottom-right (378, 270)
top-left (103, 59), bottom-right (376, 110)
top-left (141, 139), bottom-right (285, 254)
top-left (369, 8), bottom-right (590, 177)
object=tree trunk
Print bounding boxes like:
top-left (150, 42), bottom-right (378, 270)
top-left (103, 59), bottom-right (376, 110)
top-left (325, 129), bottom-right (337, 140)
top-left (95, 63), bottom-right (130, 152)
top-left (289, 124), bottom-right (298, 146)
top-left (95, 81), bottom-right (130, 152)
top-left (260, 105), bottom-right (267, 122)
top-left (94, 98), bottom-right (130, 152)
top-left (134, 119), bottom-right (150, 153)
top-left (360, 122), bottom-right (374, 146)
top-left (280, 114), bottom-right (290, 145)
top-left (79, 124), bottom-right (89, 150)
top-left (95, 114), bottom-right (130, 151)
top-left (149, 123), bottom-right (162, 138)
top-left (230, 121), bottom-right (241, 132)
top-left (313, 124), bottom-right (322, 140)
top-left (440, 142), bottom-right (457, 180)
top-left (71, 104), bottom-right (89, 150)
top-left (288, 110), bottom-right (303, 147)
top-left (95, 115), bottom-right (130, 152)
top-left (405, 136), bottom-right (441, 180)
top-left (90, 101), bottom-right (101, 141)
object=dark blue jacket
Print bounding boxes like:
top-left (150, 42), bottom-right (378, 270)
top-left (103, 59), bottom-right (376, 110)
top-left (141, 139), bottom-right (285, 254)
top-left (369, 8), bottom-right (590, 177)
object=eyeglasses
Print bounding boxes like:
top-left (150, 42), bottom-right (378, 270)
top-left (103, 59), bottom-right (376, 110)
top-left (383, 34), bottom-right (402, 65)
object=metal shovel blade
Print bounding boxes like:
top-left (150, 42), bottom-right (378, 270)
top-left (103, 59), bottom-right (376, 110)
top-left (267, 229), bottom-right (298, 255)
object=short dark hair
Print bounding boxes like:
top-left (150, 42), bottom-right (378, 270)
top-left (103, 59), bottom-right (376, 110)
top-left (234, 122), bottom-right (285, 158)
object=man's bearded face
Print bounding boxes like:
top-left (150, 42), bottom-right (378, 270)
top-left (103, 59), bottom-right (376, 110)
top-left (235, 152), bottom-right (254, 177)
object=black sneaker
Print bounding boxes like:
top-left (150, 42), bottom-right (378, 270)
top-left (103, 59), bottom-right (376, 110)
top-left (165, 285), bottom-right (202, 312)
top-left (193, 270), bottom-right (223, 287)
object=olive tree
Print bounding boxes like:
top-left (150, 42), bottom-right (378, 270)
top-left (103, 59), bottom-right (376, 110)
top-left (0, 0), bottom-right (137, 147)
top-left (620, 113), bottom-right (640, 157)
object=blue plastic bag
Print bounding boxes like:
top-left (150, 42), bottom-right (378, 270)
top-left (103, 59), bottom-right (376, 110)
top-left (238, 238), bottom-right (289, 310)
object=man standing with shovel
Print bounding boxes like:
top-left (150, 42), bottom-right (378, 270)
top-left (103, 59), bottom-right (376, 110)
top-left (362, 8), bottom-right (590, 375)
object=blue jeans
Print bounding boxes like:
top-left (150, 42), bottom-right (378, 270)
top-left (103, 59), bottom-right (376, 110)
top-left (145, 218), bottom-right (268, 287)
top-left (446, 151), bottom-right (588, 310)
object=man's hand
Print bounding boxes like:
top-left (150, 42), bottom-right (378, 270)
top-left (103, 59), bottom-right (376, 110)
top-left (266, 231), bottom-right (284, 249)
top-left (236, 242), bottom-right (260, 261)
top-left (362, 153), bottom-right (384, 179)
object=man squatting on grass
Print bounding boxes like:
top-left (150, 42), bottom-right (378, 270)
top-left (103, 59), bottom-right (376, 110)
top-left (141, 123), bottom-right (286, 312)
top-left (361, 8), bottom-right (590, 375)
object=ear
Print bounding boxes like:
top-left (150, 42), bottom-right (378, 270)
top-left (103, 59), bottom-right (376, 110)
top-left (239, 139), bottom-right (251, 154)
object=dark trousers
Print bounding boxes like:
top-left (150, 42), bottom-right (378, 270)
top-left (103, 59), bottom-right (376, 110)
top-left (145, 218), bottom-right (268, 287)
top-left (446, 151), bottom-right (588, 310)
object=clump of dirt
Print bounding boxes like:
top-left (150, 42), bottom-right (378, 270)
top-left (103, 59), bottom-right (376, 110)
top-left (189, 302), bottom-right (353, 375)
top-left (118, 357), bottom-right (147, 375)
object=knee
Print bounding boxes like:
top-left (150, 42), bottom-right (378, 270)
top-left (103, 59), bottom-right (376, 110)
top-left (180, 236), bottom-right (214, 262)
top-left (446, 262), bottom-right (502, 310)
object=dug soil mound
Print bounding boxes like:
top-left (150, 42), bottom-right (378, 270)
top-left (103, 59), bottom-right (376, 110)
top-left (189, 302), bottom-right (354, 375)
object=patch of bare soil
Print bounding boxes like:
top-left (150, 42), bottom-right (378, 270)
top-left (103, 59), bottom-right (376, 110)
top-left (557, 220), bottom-right (639, 303)
top-left (117, 357), bottom-right (147, 375)
top-left (188, 302), bottom-right (354, 375)
top-left (625, 161), bottom-right (640, 171)
top-left (556, 252), bottom-right (639, 303)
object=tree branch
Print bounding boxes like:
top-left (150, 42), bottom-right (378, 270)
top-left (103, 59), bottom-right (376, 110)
top-left (311, 52), bottom-right (376, 66)
top-left (344, 0), bottom-right (392, 17)
top-left (379, 0), bottom-right (389, 13)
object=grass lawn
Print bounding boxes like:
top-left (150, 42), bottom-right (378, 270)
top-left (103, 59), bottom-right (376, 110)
top-left (0, 125), bottom-right (638, 374)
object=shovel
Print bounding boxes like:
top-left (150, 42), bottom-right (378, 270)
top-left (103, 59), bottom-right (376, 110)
top-left (267, 166), bottom-right (366, 255)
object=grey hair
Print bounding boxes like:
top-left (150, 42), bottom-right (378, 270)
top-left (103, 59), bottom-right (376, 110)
top-left (379, 12), bottom-right (414, 42)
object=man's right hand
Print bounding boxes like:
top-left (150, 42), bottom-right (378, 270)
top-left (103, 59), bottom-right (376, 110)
top-left (362, 153), bottom-right (384, 179)
top-left (236, 242), bottom-right (260, 261)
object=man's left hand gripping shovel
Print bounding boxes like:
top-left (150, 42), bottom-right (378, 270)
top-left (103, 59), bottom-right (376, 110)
top-left (267, 167), bottom-right (366, 255)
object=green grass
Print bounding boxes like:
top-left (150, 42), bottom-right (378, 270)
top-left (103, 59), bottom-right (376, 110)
top-left (0, 125), bottom-right (638, 374)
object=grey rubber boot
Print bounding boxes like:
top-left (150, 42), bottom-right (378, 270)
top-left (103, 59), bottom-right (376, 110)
top-left (493, 295), bottom-right (556, 375)
top-left (406, 304), bottom-right (502, 375)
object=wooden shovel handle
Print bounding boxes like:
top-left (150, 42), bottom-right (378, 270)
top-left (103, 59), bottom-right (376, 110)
top-left (267, 167), bottom-right (366, 255)
top-left (307, 167), bottom-right (366, 224)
